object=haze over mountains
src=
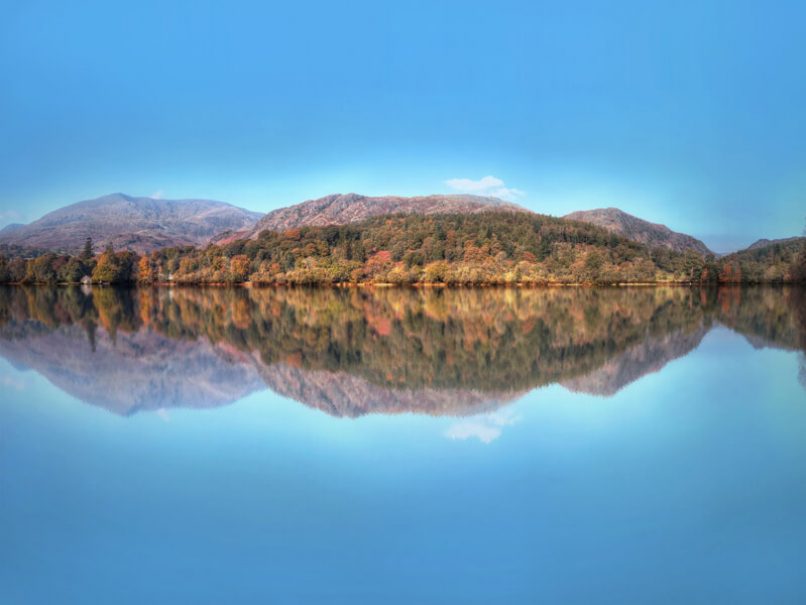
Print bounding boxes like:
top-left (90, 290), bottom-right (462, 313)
top-left (0, 191), bottom-right (793, 255)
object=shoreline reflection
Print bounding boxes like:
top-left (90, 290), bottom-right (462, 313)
top-left (0, 286), bottom-right (803, 416)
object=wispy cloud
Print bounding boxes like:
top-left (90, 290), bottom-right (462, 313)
top-left (445, 175), bottom-right (525, 201)
top-left (150, 190), bottom-right (165, 200)
top-left (444, 410), bottom-right (520, 444)
top-left (0, 373), bottom-right (29, 391)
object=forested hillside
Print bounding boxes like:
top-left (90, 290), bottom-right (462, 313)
top-left (719, 237), bottom-right (806, 283)
top-left (1, 212), bottom-right (804, 285)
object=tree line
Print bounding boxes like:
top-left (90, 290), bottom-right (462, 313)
top-left (1, 212), bottom-right (805, 285)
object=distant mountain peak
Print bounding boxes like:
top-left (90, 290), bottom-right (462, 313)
top-left (0, 193), bottom-right (262, 254)
top-left (563, 207), bottom-right (712, 255)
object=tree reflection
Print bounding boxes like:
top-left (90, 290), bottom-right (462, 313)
top-left (0, 285), bottom-right (803, 415)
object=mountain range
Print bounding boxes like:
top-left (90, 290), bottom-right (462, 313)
top-left (0, 191), bottom-right (795, 256)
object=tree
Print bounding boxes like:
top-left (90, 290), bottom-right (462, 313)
top-left (423, 261), bottom-right (449, 283)
top-left (6, 258), bottom-right (26, 283)
top-left (584, 250), bottom-right (604, 282)
top-left (0, 254), bottom-right (9, 283)
top-left (229, 255), bottom-right (251, 282)
top-left (91, 244), bottom-right (135, 284)
top-left (25, 254), bottom-right (59, 284)
top-left (137, 255), bottom-right (155, 283)
top-left (81, 237), bottom-right (94, 261)
top-left (92, 245), bottom-right (119, 283)
top-left (58, 257), bottom-right (86, 283)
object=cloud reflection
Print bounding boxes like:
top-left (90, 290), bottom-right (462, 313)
top-left (445, 410), bottom-right (520, 444)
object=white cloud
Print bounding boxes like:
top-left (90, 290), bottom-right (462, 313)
top-left (150, 190), bottom-right (165, 200)
top-left (445, 175), bottom-right (525, 201)
top-left (0, 374), bottom-right (29, 391)
top-left (444, 410), bottom-right (520, 444)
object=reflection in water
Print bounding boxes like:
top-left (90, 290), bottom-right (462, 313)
top-left (0, 286), bottom-right (803, 416)
top-left (445, 410), bottom-right (520, 443)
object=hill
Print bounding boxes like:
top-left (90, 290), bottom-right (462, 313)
top-left (563, 207), bottom-right (712, 255)
top-left (167, 210), bottom-right (722, 285)
top-left (0, 193), bottom-right (262, 254)
top-left (235, 193), bottom-right (529, 241)
top-left (719, 236), bottom-right (806, 282)
top-left (746, 236), bottom-right (804, 251)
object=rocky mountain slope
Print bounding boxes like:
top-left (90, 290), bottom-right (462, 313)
top-left (564, 207), bottom-right (712, 255)
top-left (0, 193), bottom-right (262, 253)
top-left (236, 193), bottom-right (529, 240)
top-left (0, 223), bottom-right (24, 237)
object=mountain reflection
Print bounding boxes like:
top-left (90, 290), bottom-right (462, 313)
top-left (0, 286), bottom-right (803, 416)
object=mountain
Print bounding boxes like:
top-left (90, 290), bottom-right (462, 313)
top-left (0, 193), bottom-right (262, 253)
top-left (563, 207), bottom-right (712, 255)
top-left (745, 236), bottom-right (805, 251)
top-left (238, 193), bottom-right (529, 240)
top-left (0, 223), bottom-right (24, 236)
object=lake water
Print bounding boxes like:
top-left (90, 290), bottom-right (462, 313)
top-left (1, 286), bottom-right (805, 604)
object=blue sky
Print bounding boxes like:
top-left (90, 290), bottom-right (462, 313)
top-left (1, 0), bottom-right (805, 252)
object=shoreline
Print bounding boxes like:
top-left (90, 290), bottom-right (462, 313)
top-left (0, 280), bottom-right (801, 288)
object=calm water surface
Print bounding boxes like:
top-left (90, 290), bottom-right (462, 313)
top-left (1, 286), bottom-right (805, 604)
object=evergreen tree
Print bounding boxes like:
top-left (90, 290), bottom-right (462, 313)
top-left (81, 237), bottom-right (94, 261)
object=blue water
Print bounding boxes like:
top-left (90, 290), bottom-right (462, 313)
top-left (1, 287), bottom-right (805, 603)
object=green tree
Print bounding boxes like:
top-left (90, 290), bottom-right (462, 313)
top-left (81, 237), bottom-right (94, 261)
top-left (25, 254), bottom-right (59, 284)
top-left (92, 244), bottom-right (119, 283)
top-left (90, 245), bottom-right (135, 284)
top-left (0, 254), bottom-right (9, 283)
top-left (58, 257), bottom-right (86, 283)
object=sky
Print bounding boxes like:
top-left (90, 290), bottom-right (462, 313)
top-left (1, 0), bottom-right (805, 252)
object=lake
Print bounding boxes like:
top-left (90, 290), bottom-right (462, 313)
top-left (1, 285), bottom-right (805, 604)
